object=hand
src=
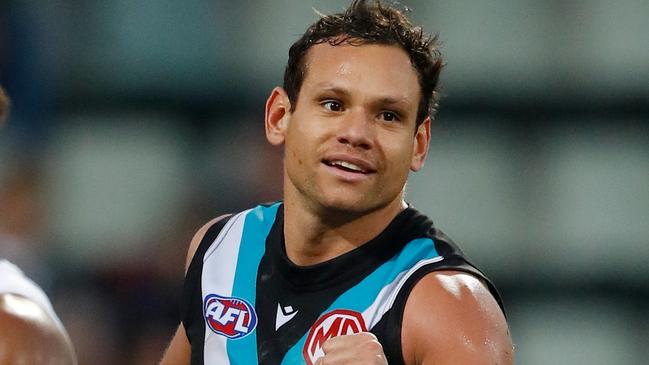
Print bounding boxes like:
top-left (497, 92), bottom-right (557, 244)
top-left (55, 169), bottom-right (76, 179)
top-left (314, 332), bottom-right (388, 365)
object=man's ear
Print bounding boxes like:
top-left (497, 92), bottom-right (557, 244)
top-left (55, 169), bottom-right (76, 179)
top-left (410, 117), bottom-right (431, 172)
top-left (265, 87), bottom-right (291, 146)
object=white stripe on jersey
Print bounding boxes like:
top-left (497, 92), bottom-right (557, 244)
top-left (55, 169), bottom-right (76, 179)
top-left (202, 209), bottom-right (250, 365)
top-left (362, 256), bottom-right (444, 329)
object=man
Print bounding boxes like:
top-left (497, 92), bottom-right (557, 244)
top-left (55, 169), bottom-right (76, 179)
top-left (162, 1), bottom-right (513, 364)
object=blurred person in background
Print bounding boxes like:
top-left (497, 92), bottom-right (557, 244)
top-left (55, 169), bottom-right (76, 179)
top-left (0, 87), bottom-right (76, 364)
top-left (161, 1), bottom-right (512, 364)
top-left (0, 84), bottom-right (53, 289)
top-left (2, 76), bottom-right (189, 364)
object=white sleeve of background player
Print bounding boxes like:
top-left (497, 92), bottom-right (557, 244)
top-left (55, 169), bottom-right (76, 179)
top-left (0, 259), bottom-right (68, 333)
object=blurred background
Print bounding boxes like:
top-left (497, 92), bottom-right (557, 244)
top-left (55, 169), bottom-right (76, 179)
top-left (1, 0), bottom-right (647, 364)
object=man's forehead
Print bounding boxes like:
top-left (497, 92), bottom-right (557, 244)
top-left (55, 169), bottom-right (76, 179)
top-left (300, 43), bottom-right (420, 102)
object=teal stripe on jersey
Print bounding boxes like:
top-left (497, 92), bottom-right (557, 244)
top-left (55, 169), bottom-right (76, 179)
top-left (280, 237), bottom-right (439, 365)
top-left (227, 202), bottom-right (281, 364)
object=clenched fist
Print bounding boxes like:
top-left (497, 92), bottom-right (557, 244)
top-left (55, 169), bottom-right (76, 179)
top-left (314, 332), bottom-right (388, 365)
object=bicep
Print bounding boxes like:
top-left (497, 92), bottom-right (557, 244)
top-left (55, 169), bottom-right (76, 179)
top-left (401, 271), bottom-right (513, 365)
top-left (159, 324), bottom-right (190, 365)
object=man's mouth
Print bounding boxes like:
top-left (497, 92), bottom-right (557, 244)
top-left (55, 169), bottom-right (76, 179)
top-left (322, 159), bottom-right (374, 174)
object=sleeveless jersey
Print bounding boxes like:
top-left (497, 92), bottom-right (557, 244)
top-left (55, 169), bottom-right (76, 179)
top-left (181, 202), bottom-right (504, 365)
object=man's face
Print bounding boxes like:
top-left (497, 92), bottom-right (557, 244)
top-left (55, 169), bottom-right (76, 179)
top-left (272, 42), bottom-right (430, 215)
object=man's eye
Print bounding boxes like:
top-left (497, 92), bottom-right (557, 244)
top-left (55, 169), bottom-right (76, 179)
top-left (322, 101), bottom-right (343, 112)
top-left (381, 111), bottom-right (399, 122)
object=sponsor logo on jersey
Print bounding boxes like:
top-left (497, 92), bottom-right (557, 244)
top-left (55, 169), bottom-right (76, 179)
top-left (303, 309), bottom-right (367, 365)
top-left (203, 294), bottom-right (257, 339)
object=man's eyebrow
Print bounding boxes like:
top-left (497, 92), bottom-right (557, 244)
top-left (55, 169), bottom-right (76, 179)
top-left (374, 96), bottom-right (411, 107)
top-left (371, 96), bottom-right (415, 115)
top-left (314, 84), bottom-right (411, 104)
top-left (313, 83), bottom-right (351, 97)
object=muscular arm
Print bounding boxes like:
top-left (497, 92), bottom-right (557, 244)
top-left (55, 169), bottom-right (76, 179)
top-left (0, 293), bottom-right (77, 365)
top-left (159, 215), bottom-right (229, 365)
top-left (401, 271), bottom-right (513, 365)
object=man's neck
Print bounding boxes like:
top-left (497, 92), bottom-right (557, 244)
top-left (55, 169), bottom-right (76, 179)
top-left (283, 194), bottom-right (406, 266)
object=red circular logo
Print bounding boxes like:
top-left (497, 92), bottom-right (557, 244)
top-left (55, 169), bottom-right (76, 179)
top-left (303, 309), bottom-right (367, 365)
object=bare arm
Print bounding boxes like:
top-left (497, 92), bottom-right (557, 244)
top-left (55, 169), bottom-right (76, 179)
top-left (159, 324), bottom-right (191, 365)
top-left (401, 271), bottom-right (513, 365)
top-left (159, 215), bottom-right (229, 365)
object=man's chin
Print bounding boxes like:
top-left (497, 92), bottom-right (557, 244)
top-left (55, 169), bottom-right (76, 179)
top-left (315, 196), bottom-right (383, 220)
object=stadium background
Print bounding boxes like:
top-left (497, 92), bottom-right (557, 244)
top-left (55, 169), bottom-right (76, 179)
top-left (1, 1), bottom-right (648, 364)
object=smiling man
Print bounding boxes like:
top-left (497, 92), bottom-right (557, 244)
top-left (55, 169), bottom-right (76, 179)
top-left (161, 1), bottom-right (512, 364)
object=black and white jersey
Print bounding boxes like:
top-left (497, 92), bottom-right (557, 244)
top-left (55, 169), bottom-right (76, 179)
top-left (181, 202), bottom-right (503, 365)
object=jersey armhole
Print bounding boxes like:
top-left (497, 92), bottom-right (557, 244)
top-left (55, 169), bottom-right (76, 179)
top-left (179, 215), bottom-right (233, 341)
top-left (381, 255), bottom-right (506, 365)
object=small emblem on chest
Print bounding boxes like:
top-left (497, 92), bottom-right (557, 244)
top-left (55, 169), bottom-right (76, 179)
top-left (303, 309), bottom-right (367, 365)
top-left (203, 294), bottom-right (257, 339)
top-left (276, 303), bottom-right (299, 330)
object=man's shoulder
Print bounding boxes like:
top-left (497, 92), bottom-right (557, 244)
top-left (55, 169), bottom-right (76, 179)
top-left (196, 201), bottom-right (283, 243)
top-left (401, 270), bottom-right (513, 365)
top-left (184, 201), bottom-right (283, 272)
top-left (399, 206), bottom-right (506, 303)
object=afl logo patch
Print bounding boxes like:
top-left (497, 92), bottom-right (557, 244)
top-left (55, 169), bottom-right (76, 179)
top-left (303, 309), bottom-right (367, 365)
top-left (203, 294), bottom-right (257, 339)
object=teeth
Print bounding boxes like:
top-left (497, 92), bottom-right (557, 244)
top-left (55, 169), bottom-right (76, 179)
top-left (331, 160), bottom-right (365, 172)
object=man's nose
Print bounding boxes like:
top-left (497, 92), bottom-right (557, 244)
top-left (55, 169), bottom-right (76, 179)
top-left (336, 109), bottom-right (373, 150)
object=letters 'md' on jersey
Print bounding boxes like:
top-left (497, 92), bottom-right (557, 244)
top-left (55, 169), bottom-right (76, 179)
top-left (180, 202), bottom-right (504, 365)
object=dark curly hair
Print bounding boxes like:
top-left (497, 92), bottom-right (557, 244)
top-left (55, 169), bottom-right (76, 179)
top-left (283, 0), bottom-right (443, 126)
